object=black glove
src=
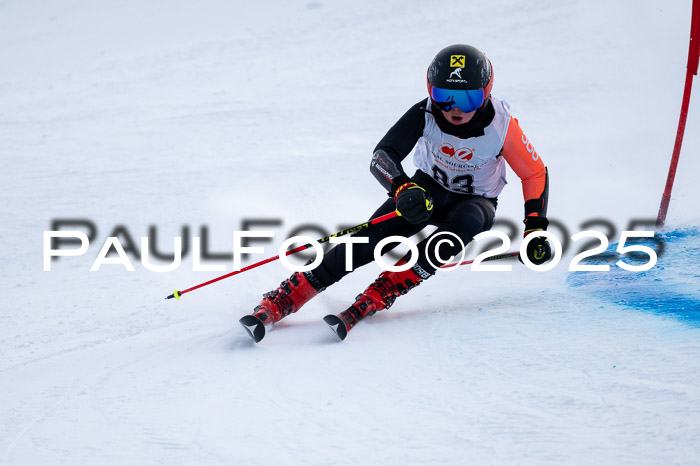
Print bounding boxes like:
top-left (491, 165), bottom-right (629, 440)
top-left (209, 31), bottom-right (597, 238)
top-left (519, 216), bottom-right (552, 265)
top-left (523, 235), bottom-right (552, 265)
top-left (393, 182), bottom-right (434, 224)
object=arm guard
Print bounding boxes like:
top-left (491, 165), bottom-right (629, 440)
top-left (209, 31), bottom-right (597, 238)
top-left (524, 167), bottom-right (549, 218)
top-left (370, 99), bottom-right (427, 194)
top-left (370, 149), bottom-right (410, 194)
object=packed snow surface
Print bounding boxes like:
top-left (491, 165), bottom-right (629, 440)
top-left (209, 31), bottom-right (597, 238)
top-left (1, 0), bottom-right (699, 464)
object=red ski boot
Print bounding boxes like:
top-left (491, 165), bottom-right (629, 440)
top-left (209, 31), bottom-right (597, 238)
top-left (324, 263), bottom-right (428, 340)
top-left (240, 271), bottom-right (325, 342)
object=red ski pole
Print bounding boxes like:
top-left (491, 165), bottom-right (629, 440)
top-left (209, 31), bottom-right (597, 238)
top-left (440, 251), bottom-right (520, 268)
top-left (165, 211), bottom-right (399, 300)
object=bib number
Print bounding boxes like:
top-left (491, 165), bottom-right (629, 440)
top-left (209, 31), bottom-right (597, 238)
top-left (432, 166), bottom-right (474, 194)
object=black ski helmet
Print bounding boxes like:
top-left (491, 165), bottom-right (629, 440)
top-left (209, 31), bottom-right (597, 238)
top-left (427, 44), bottom-right (494, 113)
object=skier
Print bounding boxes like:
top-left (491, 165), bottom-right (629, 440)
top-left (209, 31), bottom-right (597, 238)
top-left (240, 44), bottom-right (552, 342)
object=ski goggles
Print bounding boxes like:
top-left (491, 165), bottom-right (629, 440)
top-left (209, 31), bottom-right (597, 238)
top-left (429, 85), bottom-right (485, 113)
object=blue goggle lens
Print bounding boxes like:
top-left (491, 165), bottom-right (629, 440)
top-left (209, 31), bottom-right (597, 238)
top-left (429, 86), bottom-right (485, 113)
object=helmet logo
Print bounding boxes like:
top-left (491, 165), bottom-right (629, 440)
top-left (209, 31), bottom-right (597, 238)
top-left (450, 55), bottom-right (465, 67)
top-left (449, 68), bottom-right (463, 79)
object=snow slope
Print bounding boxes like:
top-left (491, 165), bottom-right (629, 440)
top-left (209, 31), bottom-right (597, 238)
top-left (1, 0), bottom-right (699, 464)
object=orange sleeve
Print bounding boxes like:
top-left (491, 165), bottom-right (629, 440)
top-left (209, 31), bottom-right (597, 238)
top-left (501, 116), bottom-right (548, 218)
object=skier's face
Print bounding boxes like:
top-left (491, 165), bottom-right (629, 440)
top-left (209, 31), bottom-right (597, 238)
top-left (442, 107), bottom-right (476, 125)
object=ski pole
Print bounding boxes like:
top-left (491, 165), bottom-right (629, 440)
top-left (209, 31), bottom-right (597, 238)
top-left (165, 211), bottom-right (399, 300)
top-left (440, 251), bottom-right (520, 268)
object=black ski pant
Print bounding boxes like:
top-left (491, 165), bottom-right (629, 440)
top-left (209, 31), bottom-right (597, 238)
top-left (312, 171), bottom-right (497, 288)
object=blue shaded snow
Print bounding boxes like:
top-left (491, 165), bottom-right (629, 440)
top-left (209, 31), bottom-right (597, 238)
top-left (566, 227), bottom-right (700, 324)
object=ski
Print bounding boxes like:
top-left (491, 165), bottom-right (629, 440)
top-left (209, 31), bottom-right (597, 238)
top-left (239, 314), bottom-right (267, 343)
top-left (242, 305), bottom-right (368, 343)
top-left (323, 307), bottom-right (365, 341)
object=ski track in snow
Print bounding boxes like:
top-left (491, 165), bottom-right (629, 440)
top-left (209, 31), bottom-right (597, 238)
top-left (2, 0), bottom-right (700, 464)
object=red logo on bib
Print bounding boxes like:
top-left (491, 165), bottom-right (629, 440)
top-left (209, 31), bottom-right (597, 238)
top-left (440, 143), bottom-right (473, 161)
